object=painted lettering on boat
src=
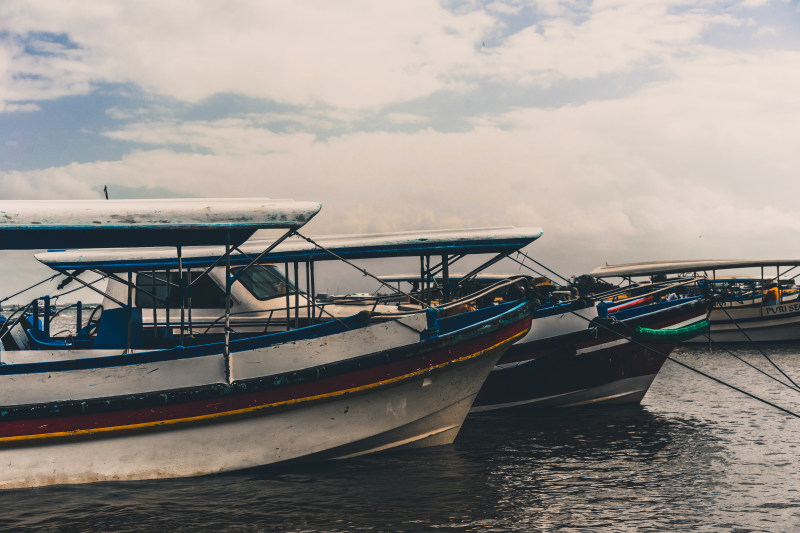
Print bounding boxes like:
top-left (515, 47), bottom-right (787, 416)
top-left (764, 303), bottom-right (800, 315)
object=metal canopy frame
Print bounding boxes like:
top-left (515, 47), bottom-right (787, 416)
top-left (3, 224), bottom-right (540, 377)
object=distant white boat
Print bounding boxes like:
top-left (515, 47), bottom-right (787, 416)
top-left (592, 259), bottom-right (800, 343)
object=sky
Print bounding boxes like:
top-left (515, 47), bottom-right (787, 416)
top-left (2, 0), bottom-right (800, 301)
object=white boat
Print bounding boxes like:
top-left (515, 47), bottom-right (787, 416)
top-left (0, 200), bottom-right (533, 489)
top-left (591, 259), bottom-right (800, 343)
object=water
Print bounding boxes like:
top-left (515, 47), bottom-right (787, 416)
top-left (3, 345), bottom-right (800, 531)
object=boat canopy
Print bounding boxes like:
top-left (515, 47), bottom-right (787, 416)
top-left (591, 259), bottom-right (800, 278)
top-left (0, 198), bottom-right (321, 250)
top-left (35, 226), bottom-right (544, 272)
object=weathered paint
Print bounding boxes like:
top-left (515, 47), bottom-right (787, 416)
top-left (0, 302), bottom-right (531, 488)
top-left (0, 198), bottom-right (321, 249)
top-left (229, 313), bottom-right (427, 380)
top-left (0, 353), bottom-right (499, 489)
top-left (0, 317), bottom-right (530, 442)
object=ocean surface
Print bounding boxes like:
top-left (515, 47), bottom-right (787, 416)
top-left (3, 344), bottom-right (800, 532)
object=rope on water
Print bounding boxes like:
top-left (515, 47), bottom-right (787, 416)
top-left (719, 306), bottom-right (800, 390)
top-left (697, 331), bottom-right (800, 393)
top-left (510, 253), bottom-right (800, 419)
top-left (538, 292), bottom-right (800, 420)
top-left (572, 303), bottom-right (800, 419)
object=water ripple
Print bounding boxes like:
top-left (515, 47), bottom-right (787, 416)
top-left (3, 346), bottom-right (800, 530)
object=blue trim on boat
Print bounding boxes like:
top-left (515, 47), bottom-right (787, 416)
top-left (0, 311), bottom-right (371, 376)
top-left (438, 301), bottom-right (522, 335)
top-left (609, 297), bottom-right (700, 321)
top-left (44, 238), bottom-right (538, 272)
top-left (0, 228), bottom-right (259, 250)
top-left (0, 301), bottom-right (528, 376)
top-left (0, 301), bottom-right (532, 428)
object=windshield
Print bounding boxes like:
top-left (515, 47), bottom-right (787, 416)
top-left (135, 271), bottom-right (227, 309)
top-left (234, 265), bottom-right (301, 301)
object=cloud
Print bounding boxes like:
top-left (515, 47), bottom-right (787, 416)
top-left (756, 25), bottom-right (778, 36)
top-left (1, 0), bottom-right (798, 284)
top-left (485, 1), bottom-right (524, 16)
top-left (479, 1), bottom-right (744, 86)
top-left (0, 167), bottom-right (100, 199)
top-left (102, 118), bottom-right (318, 156)
top-left (0, 30), bottom-right (108, 107)
top-left (1, 0), bottom-right (780, 113)
top-left (0, 40), bottom-right (784, 275)
top-left (386, 113), bottom-right (429, 125)
top-left (1, 0), bottom-right (495, 109)
top-left (0, 103), bottom-right (41, 113)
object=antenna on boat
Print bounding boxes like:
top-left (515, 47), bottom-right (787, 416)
top-left (103, 185), bottom-right (108, 200)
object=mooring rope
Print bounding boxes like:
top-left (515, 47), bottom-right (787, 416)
top-left (718, 306), bottom-right (800, 390)
top-left (546, 299), bottom-right (800, 419)
top-left (510, 252), bottom-right (800, 420)
top-left (697, 331), bottom-right (800, 393)
top-left (294, 232), bottom-right (428, 308)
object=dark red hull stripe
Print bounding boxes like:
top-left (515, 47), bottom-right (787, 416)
top-left (0, 315), bottom-right (531, 442)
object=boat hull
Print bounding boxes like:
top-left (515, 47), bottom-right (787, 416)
top-left (0, 303), bottom-right (531, 489)
top-left (471, 298), bottom-right (708, 412)
top-left (472, 339), bottom-right (671, 411)
top-left (0, 354), bottom-right (497, 489)
top-left (685, 303), bottom-right (800, 343)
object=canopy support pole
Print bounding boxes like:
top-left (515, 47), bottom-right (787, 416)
top-left (165, 268), bottom-right (171, 333)
top-left (187, 268), bottom-right (193, 336)
top-left (178, 245), bottom-right (184, 346)
top-left (126, 271), bottom-right (133, 354)
top-left (310, 261), bottom-right (316, 325)
top-left (455, 252), bottom-right (514, 287)
top-left (293, 262), bottom-right (299, 328)
top-left (305, 261), bottom-right (312, 326)
top-left (284, 262), bottom-right (291, 331)
top-left (419, 255), bottom-right (430, 307)
top-left (65, 271), bottom-right (126, 308)
top-left (224, 231), bottom-right (232, 383)
top-left (442, 255), bottom-right (450, 303)
top-left (151, 270), bottom-right (157, 340)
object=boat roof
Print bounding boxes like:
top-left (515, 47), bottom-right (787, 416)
top-left (591, 259), bottom-right (800, 278)
top-left (0, 198), bottom-right (321, 249)
top-left (35, 226), bottom-right (544, 272)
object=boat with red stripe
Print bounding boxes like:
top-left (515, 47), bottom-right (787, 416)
top-left (0, 199), bottom-right (537, 489)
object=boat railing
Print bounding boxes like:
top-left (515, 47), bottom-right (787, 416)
top-left (0, 299), bottom-right (37, 352)
top-left (595, 277), bottom-right (704, 306)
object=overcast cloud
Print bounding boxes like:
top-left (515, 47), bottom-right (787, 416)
top-left (1, 0), bottom-right (799, 299)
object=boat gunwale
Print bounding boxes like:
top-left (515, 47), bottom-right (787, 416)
top-left (0, 303), bottom-right (532, 446)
